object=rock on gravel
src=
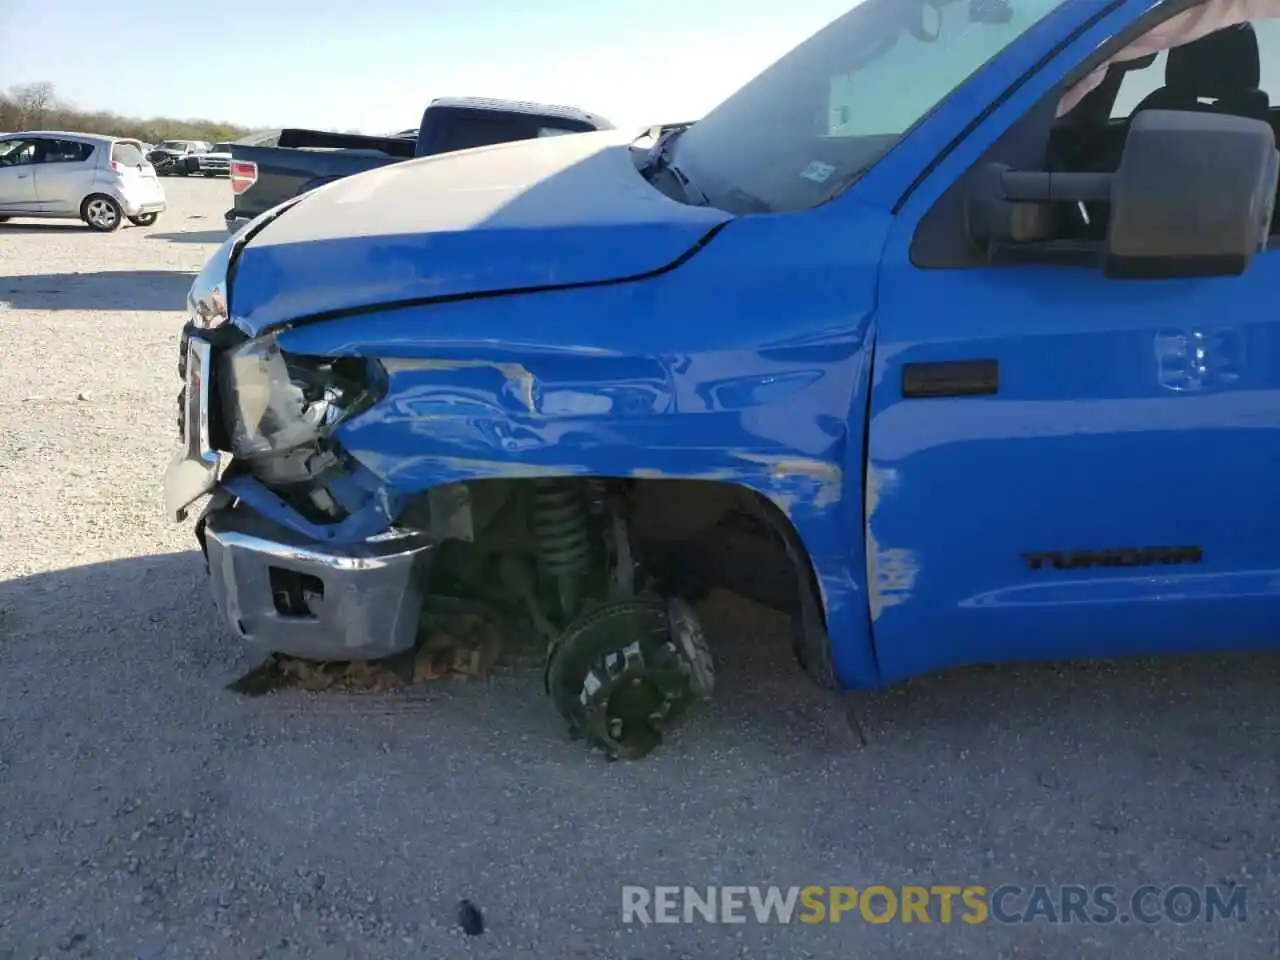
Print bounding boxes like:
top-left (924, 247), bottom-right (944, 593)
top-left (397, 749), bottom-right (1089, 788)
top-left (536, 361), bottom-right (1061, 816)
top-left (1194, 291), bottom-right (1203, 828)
top-left (0, 179), bottom-right (1277, 959)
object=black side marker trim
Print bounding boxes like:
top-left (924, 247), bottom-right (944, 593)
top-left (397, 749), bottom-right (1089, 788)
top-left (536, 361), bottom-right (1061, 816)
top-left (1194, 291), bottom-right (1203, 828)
top-left (902, 360), bottom-right (999, 398)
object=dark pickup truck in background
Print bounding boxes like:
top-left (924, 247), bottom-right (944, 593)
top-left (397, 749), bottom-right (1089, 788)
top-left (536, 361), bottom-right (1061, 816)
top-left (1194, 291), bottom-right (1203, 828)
top-left (225, 96), bottom-right (614, 233)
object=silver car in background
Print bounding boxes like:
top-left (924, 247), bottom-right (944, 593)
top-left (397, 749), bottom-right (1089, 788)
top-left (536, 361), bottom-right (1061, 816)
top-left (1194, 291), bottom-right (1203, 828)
top-left (195, 142), bottom-right (233, 177)
top-left (0, 131), bottom-right (167, 232)
top-left (148, 139), bottom-right (211, 176)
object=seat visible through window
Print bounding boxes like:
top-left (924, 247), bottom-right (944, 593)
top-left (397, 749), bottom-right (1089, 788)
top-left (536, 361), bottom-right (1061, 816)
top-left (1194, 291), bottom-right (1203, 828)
top-left (1053, 18), bottom-right (1280, 239)
top-left (1130, 23), bottom-right (1271, 121)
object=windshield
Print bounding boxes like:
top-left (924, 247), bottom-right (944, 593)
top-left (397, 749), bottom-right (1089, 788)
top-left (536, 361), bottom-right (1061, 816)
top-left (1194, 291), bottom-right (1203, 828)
top-left (159, 141), bottom-right (190, 150)
top-left (212, 143), bottom-right (233, 152)
top-left (674, 0), bottom-right (1073, 214)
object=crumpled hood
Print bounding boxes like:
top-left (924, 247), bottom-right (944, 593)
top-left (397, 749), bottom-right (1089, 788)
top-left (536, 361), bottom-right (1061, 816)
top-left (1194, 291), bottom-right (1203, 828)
top-left (228, 128), bottom-right (732, 336)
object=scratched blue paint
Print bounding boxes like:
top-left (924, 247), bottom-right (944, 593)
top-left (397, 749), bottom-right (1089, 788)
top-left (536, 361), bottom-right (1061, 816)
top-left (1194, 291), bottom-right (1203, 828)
top-left (272, 199), bottom-right (887, 688)
top-left (209, 0), bottom-right (1280, 692)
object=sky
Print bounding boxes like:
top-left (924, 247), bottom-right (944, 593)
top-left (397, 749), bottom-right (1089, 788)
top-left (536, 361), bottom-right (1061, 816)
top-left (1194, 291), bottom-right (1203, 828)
top-left (0, 0), bottom-right (855, 134)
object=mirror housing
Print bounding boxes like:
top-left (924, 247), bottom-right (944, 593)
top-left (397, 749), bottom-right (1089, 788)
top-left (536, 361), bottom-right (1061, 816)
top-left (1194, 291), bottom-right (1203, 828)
top-left (966, 109), bottom-right (1278, 278)
top-left (1106, 109), bottom-right (1277, 278)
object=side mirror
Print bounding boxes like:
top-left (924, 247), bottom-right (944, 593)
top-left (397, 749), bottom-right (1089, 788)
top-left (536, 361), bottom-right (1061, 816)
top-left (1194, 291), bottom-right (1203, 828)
top-left (1107, 109), bottom-right (1277, 278)
top-left (967, 110), bottom-right (1278, 278)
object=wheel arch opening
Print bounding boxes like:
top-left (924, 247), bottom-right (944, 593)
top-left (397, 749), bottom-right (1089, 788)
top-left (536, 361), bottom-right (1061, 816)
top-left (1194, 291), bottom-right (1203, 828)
top-left (408, 473), bottom-right (835, 688)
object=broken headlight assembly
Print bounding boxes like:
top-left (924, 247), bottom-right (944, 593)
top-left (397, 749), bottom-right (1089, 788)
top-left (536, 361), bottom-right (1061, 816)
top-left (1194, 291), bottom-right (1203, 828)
top-left (187, 231), bottom-right (236, 329)
top-left (216, 335), bottom-right (386, 460)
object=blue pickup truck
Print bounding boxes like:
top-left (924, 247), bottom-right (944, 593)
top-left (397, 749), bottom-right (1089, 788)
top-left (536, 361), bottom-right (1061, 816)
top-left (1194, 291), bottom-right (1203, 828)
top-left (166, 0), bottom-right (1280, 759)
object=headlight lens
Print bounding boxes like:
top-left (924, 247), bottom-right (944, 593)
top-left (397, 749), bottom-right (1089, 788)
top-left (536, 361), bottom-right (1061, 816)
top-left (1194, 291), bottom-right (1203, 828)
top-left (217, 335), bottom-right (384, 459)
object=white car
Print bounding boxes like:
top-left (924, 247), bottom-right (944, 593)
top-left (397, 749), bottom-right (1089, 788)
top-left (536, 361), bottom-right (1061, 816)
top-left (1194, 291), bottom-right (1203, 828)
top-left (0, 131), bottom-right (167, 232)
top-left (195, 142), bottom-right (233, 177)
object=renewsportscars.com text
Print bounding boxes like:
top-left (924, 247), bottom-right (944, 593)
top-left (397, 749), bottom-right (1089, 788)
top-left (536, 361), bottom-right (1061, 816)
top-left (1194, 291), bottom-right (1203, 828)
top-left (620, 884), bottom-right (1249, 926)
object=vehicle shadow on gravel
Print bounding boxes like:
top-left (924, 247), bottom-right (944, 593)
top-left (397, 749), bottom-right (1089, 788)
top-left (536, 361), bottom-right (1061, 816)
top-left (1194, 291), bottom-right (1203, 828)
top-left (2, 549), bottom-right (1277, 767)
top-left (0, 221), bottom-right (94, 234)
top-left (2, 551), bottom-right (1276, 956)
top-left (0, 270), bottom-right (195, 311)
top-left (147, 230), bottom-right (230, 244)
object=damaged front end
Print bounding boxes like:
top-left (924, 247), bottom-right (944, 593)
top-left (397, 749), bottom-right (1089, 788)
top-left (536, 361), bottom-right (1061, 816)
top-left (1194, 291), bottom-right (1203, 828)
top-left (169, 300), bottom-right (432, 663)
top-left (165, 252), bottom-right (716, 759)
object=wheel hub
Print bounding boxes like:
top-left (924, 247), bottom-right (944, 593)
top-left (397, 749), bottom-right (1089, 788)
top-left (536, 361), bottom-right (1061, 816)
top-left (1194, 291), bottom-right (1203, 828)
top-left (545, 597), bottom-right (715, 760)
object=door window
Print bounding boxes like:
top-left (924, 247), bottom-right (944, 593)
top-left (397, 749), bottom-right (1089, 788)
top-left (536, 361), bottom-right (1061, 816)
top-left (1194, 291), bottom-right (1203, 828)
top-left (1109, 18), bottom-right (1280, 118)
top-left (1061, 13), bottom-right (1280, 239)
top-left (42, 139), bottom-right (94, 163)
top-left (915, 4), bottom-right (1280, 268)
top-left (0, 140), bottom-right (38, 167)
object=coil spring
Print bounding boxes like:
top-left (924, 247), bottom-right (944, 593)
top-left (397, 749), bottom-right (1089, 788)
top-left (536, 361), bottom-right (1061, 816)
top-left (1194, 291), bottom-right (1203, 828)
top-left (532, 478), bottom-right (591, 577)
top-left (585, 478), bottom-right (607, 516)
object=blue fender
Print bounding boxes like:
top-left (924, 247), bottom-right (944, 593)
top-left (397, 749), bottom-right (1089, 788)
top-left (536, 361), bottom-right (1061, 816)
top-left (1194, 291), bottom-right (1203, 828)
top-left (271, 202), bottom-right (895, 688)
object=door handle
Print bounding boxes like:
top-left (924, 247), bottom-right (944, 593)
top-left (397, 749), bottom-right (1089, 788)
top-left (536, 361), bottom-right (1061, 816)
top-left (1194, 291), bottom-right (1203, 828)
top-left (16, 173), bottom-right (29, 179)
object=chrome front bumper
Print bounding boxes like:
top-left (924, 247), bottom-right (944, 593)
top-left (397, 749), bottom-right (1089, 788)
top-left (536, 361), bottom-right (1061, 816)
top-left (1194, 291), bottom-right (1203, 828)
top-left (200, 501), bottom-right (436, 661)
top-left (169, 328), bottom-right (435, 661)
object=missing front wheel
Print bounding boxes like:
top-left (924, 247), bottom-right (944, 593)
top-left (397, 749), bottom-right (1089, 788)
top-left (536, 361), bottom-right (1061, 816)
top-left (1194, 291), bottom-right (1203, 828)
top-left (544, 595), bottom-right (715, 761)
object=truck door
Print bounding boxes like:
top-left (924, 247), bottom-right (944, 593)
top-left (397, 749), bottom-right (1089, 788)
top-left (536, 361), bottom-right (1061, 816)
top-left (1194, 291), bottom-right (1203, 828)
top-left (864, 15), bottom-right (1280, 683)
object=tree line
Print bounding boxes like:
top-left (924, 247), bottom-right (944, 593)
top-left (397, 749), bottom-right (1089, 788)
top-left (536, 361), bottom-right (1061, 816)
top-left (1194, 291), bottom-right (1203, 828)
top-left (0, 82), bottom-right (260, 144)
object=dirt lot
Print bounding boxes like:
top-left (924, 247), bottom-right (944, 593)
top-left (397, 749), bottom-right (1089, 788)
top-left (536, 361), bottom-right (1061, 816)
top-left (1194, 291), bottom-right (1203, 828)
top-left (0, 178), bottom-right (1277, 959)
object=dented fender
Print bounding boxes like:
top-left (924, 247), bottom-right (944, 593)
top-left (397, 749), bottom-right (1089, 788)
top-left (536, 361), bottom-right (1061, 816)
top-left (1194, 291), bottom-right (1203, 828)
top-left (309, 348), bottom-right (882, 691)
top-left (313, 338), bottom-right (857, 532)
top-left (268, 208), bottom-right (892, 688)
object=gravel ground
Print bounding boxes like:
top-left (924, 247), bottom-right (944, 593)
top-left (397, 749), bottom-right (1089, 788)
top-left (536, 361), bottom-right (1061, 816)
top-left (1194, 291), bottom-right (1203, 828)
top-left (0, 178), bottom-right (1277, 959)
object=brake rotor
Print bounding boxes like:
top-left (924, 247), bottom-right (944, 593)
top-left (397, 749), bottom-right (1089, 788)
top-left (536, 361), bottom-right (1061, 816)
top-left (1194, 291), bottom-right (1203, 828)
top-left (545, 597), bottom-right (715, 760)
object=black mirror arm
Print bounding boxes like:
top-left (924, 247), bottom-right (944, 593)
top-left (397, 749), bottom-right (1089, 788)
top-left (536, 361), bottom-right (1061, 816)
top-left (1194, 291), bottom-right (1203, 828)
top-left (1000, 170), bottom-right (1112, 204)
top-left (967, 163), bottom-right (1115, 248)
